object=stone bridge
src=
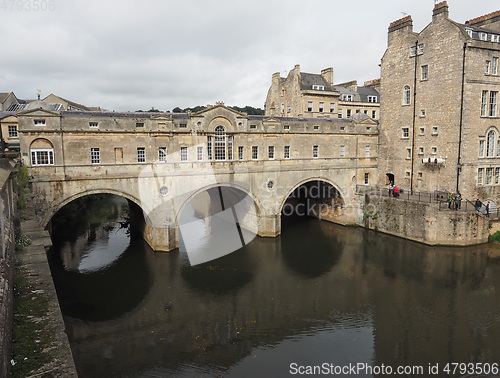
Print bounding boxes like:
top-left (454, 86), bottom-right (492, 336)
top-left (18, 103), bottom-right (379, 251)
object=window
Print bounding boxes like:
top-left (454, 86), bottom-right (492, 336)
top-left (364, 110), bottom-right (368, 115)
top-left (180, 123), bottom-right (187, 128)
top-left (486, 60), bottom-right (491, 74)
top-left (490, 91), bottom-right (498, 117)
top-left (207, 136), bottom-right (213, 160)
top-left (342, 94), bottom-right (353, 101)
top-left (338, 109), bottom-right (343, 118)
top-left (307, 101), bottom-right (313, 112)
top-left (340, 145), bottom-right (345, 157)
top-left (479, 140), bottom-right (485, 157)
top-left (346, 109), bottom-right (351, 118)
top-left (268, 145), bottom-right (275, 159)
top-left (238, 146), bottom-right (243, 160)
top-left (364, 173), bottom-right (369, 185)
top-left (480, 32), bottom-right (487, 41)
top-left (340, 126), bottom-right (345, 131)
top-left (159, 147), bottom-right (167, 162)
top-left (281, 104), bottom-right (285, 113)
top-left (405, 171), bottom-right (411, 179)
top-left (486, 168), bottom-right (494, 185)
top-left (431, 147), bottom-right (437, 154)
top-left (284, 145), bottom-right (290, 159)
top-left (7, 125), bottom-right (17, 138)
top-left (478, 168), bottom-right (484, 185)
top-left (90, 148), bottom-right (100, 164)
top-left (136, 122), bottom-right (144, 128)
top-left (420, 110), bottom-right (426, 117)
top-left (89, 122), bottom-right (98, 128)
top-left (481, 91), bottom-right (488, 117)
top-left (418, 172), bottom-right (423, 179)
top-left (214, 126), bottom-right (226, 160)
top-left (250, 124), bottom-right (257, 129)
top-left (180, 147), bottom-right (188, 161)
top-left (137, 147), bottom-right (146, 163)
top-left (197, 146), bottom-right (203, 161)
top-left (281, 89), bottom-right (285, 96)
top-left (365, 145), bottom-right (370, 157)
top-left (34, 119), bottom-right (46, 126)
top-left (432, 127), bottom-right (438, 135)
top-left (287, 105), bottom-right (291, 113)
top-left (419, 127), bottom-right (425, 135)
top-left (403, 86), bottom-right (411, 105)
top-left (493, 57), bottom-right (498, 75)
top-left (421, 65), bottom-right (428, 80)
top-left (372, 110), bottom-right (376, 119)
top-left (319, 102), bottom-right (324, 113)
top-left (402, 128), bottom-right (409, 138)
top-left (252, 146), bottom-right (258, 160)
top-left (419, 147), bottom-right (424, 155)
top-left (30, 149), bottom-right (54, 166)
top-left (330, 103), bottom-right (335, 113)
top-left (312, 85), bottom-right (325, 90)
top-left (284, 125), bottom-right (290, 130)
top-left (227, 135), bottom-right (233, 160)
top-left (410, 46), bottom-right (417, 57)
top-left (367, 96), bottom-right (378, 103)
top-left (417, 44), bottom-right (424, 54)
top-left (313, 125), bottom-right (319, 130)
top-left (406, 148), bottom-right (411, 159)
top-left (487, 130), bottom-right (496, 157)
top-left (313, 145), bottom-right (318, 158)
top-left (496, 168), bottom-right (500, 185)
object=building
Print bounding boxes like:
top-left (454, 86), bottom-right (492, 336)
top-left (378, 2), bottom-right (500, 206)
top-left (264, 64), bottom-right (380, 120)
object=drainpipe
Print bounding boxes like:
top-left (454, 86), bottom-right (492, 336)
top-left (456, 42), bottom-right (467, 194)
top-left (0, 118), bottom-right (5, 157)
top-left (410, 40), bottom-right (418, 193)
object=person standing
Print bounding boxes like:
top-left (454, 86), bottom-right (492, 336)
top-left (486, 202), bottom-right (490, 217)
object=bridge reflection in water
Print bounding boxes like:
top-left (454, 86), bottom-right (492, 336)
top-left (47, 194), bottom-right (500, 377)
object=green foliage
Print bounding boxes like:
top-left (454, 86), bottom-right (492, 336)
top-left (229, 105), bottom-right (265, 115)
top-left (488, 231), bottom-right (500, 243)
top-left (15, 165), bottom-right (30, 209)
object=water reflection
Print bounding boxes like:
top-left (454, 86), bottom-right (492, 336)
top-left (47, 195), bottom-right (500, 377)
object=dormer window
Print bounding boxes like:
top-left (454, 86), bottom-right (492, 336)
top-left (480, 32), bottom-right (487, 41)
top-left (89, 122), bottom-right (98, 128)
top-left (342, 94), bottom-right (353, 101)
top-left (466, 28), bottom-right (473, 38)
top-left (34, 119), bottom-right (46, 126)
top-left (367, 96), bottom-right (378, 103)
top-left (312, 85), bottom-right (325, 90)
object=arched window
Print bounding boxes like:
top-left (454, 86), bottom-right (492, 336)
top-left (29, 138), bottom-right (54, 166)
top-left (487, 130), bottom-right (496, 157)
top-left (403, 85), bottom-right (411, 105)
top-left (214, 126), bottom-right (226, 160)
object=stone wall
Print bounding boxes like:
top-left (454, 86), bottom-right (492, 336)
top-left (360, 194), bottom-right (489, 246)
top-left (0, 160), bottom-right (17, 375)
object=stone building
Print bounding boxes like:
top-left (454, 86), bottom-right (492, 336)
top-left (379, 2), bottom-right (500, 207)
top-left (264, 64), bottom-right (380, 120)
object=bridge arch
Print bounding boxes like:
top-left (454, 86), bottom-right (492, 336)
top-left (174, 181), bottom-right (263, 225)
top-left (279, 177), bottom-right (345, 214)
top-left (43, 188), bottom-right (149, 228)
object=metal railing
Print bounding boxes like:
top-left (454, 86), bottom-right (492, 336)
top-left (438, 198), bottom-right (499, 218)
top-left (356, 185), bottom-right (448, 203)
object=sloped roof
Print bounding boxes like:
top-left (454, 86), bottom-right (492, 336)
top-left (300, 73), bottom-right (334, 91)
top-left (0, 93), bottom-right (12, 103)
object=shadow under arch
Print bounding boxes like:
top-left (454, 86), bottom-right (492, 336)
top-left (43, 188), bottom-right (151, 228)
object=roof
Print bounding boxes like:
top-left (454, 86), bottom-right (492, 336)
top-left (300, 73), bottom-right (334, 91)
top-left (0, 93), bottom-right (12, 103)
top-left (248, 115), bottom-right (352, 124)
top-left (43, 94), bottom-right (91, 111)
top-left (61, 111), bottom-right (189, 119)
top-left (463, 23), bottom-right (500, 41)
top-left (7, 103), bottom-right (64, 112)
top-left (335, 85), bottom-right (380, 103)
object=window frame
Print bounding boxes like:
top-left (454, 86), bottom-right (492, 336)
top-left (137, 147), bottom-right (146, 163)
top-left (30, 148), bottom-right (54, 166)
top-left (90, 147), bottom-right (100, 164)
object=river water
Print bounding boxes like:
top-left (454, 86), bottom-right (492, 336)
top-left (47, 194), bottom-right (500, 377)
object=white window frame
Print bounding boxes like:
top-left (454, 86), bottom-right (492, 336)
top-left (421, 65), bottom-right (428, 80)
top-left (402, 128), bottom-right (409, 139)
top-left (364, 173), bottom-right (369, 185)
top-left (137, 147), bottom-right (146, 163)
top-left (34, 119), bottom-right (46, 126)
top-left (478, 168), bottom-right (484, 185)
top-left (367, 96), bottom-right (378, 103)
top-left (238, 146), bottom-right (243, 160)
top-left (365, 145), bottom-right (370, 157)
top-left (319, 102), bottom-right (324, 113)
top-left (7, 125), bottom-right (18, 138)
top-left (493, 57), bottom-right (498, 75)
top-left (486, 60), bottom-right (491, 74)
top-left (486, 167), bottom-right (494, 185)
top-left (284, 145), bottom-right (290, 159)
top-left (312, 145), bottom-right (318, 159)
top-left (252, 146), bottom-right (258, 160)
top-left (340, 145), bottom-right (345, 157)
top-left (197, 146), bottom-right (203, 161)
top-left (371, 110), bottom-right (376, 119)
top-left (481, 90), bottom-right (488, 117)
top-left (89, 122), bottom-right (99, 128)
top-left (90, 148), bottom-right (100, 164)
top-left (180, 147), bottom-right (188, 162)
top-left (403, 86), bottom-right (411, 105)
top-left (30, 148), bottom-right (54, 166)
top-left (268, 145), bottom-right (275, 160)
top-left (479, 140), bottom-right (485, 158)
top-left (490, 91), bottom-right (498, 117)
top-left (487, 130), bottom-right (496, 157)
top-left (307, 101), bottom-right (313, 112)
top-left (159, 147), bottom-right (167, 162)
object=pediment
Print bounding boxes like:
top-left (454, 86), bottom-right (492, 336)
top-left (353, 117), bottom-right (378, 125)
top-left (0, 115), bottom-right (18, 123)
top-left (193, 104), bottom-right (247, 118)
top-left (17, 108), bottom-right (60, 117)
top-left (151, 114), bottom-right (172, 121)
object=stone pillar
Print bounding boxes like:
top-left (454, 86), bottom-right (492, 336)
top-left (258, 213), bottom-right (281, 237)
top-left (143, 222), bottom-right (178, 252)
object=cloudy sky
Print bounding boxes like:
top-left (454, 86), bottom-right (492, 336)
top-left (2, 0), bottom-right (499, 111)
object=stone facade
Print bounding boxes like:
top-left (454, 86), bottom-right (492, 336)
top-left (17, 103), bottom-right (379, 251)
top-left (264, 64), bottom-right (380, 120)
top-left (379, 2), bottom-right (500, 210)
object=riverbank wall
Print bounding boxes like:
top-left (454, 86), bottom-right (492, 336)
top-left (359, 194), bottom-right (489, 246)
top-left (0, 158), bottom-right (18, 375)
